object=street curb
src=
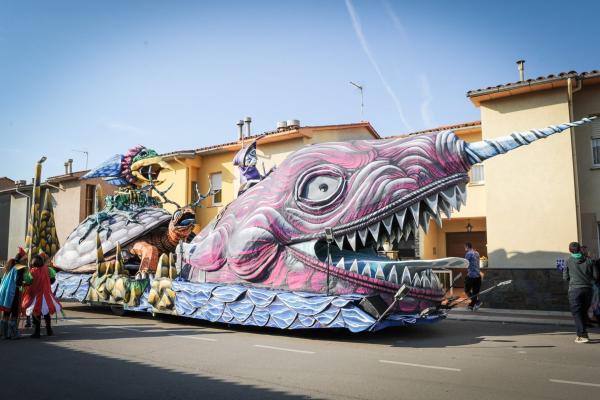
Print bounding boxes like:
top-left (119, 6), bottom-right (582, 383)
top-left (446, 313), bottom-right (574, 327)
top-left (451, 307), bottom-right (571, 317)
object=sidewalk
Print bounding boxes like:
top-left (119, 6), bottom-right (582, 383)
top-left (446, 307), bottom-right (581, 327)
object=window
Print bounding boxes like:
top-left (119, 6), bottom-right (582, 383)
top-left (85, 184), bottom-right (97, 216)
top-left (210, 173), bottom-right (222, 205)
top-left (591, 119), bottom-right (600, 167)
top-left (592, 138), bottom-right (600, 167)
top-left (469, 164), bottom-right (485, 184)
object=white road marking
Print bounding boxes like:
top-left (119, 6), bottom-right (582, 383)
top-left (95, 325), bottom-right (144, 332)
top-left (63, 319), bottom-right (83, 324)
top-left (169, 334), bottom-right (217, 342)
top-left (549, 379), bottom-right (600, 388)
top-left (254, 345), bottom-right (315, 354)
top-left (379, 360), bottom-right (461, 372)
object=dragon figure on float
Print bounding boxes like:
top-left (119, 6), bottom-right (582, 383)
top-left (51, 117), bottom-right (596, 331)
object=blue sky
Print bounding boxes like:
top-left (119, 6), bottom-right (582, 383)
top-left (1, 0), bottom-right (599, 180)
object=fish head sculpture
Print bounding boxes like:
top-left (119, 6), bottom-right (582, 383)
top-left (178, 117), bottom-right (595, 313)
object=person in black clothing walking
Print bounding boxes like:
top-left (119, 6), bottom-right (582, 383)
top-left (563, 242), bottom-right (599, 343)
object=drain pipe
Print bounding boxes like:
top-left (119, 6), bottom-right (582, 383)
top-left (567, 76), bottom-right (583, 242)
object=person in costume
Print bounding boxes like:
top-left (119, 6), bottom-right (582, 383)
top-left (233, 140), bottom-right (262, 195)
top-left (0, 248), bottom-right (28, 339)
top-left (21, 254), bottom-right (62, 338)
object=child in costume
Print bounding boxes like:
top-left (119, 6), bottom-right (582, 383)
top-left (21, 254), bottom-right (62, 338)
top-left (0, 248), bottom-right (28, 339)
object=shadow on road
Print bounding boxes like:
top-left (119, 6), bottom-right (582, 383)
top-left (35, 303), bottom-right (599, 350)
top-left (0, 336), bottom-right (315, 400)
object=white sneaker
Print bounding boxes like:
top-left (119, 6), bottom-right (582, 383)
top-left (574, 336), bottom-right (590, 344)
top-left (473, 302), bottom-right (482, 311)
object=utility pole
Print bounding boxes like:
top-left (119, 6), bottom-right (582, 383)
top-left (350, 81), bottom-right (364, 121)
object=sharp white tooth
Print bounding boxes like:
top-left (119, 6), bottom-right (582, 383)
top-left (409, 202), bottom-right (420, 223)
top-left (441, 186), bottom-right (458, 210)
top-left (336, 257), bottom-right (345, 269)
top-left (413, 273), bottom-right (422, 288)
top-left (349, 259), bottom-right (359, 274)
top-left (346, 231), bottom-right (357, 252)
top-left (421, 271), bottom-right (431, 288)
top-left (382, 215), bottom-right (393, 235)
top-left (395, 208), bottom-right (406, 228)
top-left (375, 264), bottom-right (385, 280)
top-left (368, 223), bottom-right (380, 242)
top-left (396, 227), bottom-right (404, 242)
top-left (403, 219), bottom-right (413, 238)
top-left (457, 184), bottom-right (467, 205)
top-left (432, 210), bottom-right (443, 227)
top-left (439, 198), bottom-right (452, 218)
top-left (401, 266), bottom-right (411, 285)
top-left (425, 194), bottom-right (438, 212)
top-left (389, 229), bottom-right (397, 244)
top-left (362, 263), bottom-right (372, 278)
top-left (358, 228), bottom-right (369, 246)
top-left (419, 209), bottom-right (431, 233)
top-left (334, 235), bottom-right (345, 250)
top-left (431, 273), bottom-right (442, 289)
top-left (388, 266), bottom-right (398, 284)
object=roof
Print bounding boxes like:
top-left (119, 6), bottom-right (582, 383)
top-left (0, 170), bottom-right (91, 195)
top-left (386, 120), bottom-right (481, 139)
top-left (46, 170), bottom-right (88, 183)
top-left (0, 177), bottom-right (15, 190)
top-left (161, 122), bottom-right (380, 159)
top-left (467, 70), bottom-right (600, 106)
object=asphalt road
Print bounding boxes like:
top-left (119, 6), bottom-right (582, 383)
top-left (1, 302), bottom-right (599, 400)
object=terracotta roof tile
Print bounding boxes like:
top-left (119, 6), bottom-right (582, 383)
top-left (467, 70), bottom-right (600, 97)
top-left (385, 120), bottom-right (481, 139)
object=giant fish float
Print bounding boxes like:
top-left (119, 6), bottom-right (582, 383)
top-left (51, 117), bottom-right (595, 332)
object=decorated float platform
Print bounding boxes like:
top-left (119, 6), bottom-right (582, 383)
top-left (53, 272), bottom-right (445, 333)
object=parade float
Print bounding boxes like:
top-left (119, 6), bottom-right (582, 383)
top-left (49, 118), bottom-right (595, 332)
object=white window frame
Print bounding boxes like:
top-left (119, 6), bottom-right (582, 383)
top-left (210, 172), bottom-right (222, 206)
top-left (469, 163), bottom-right (485, 185)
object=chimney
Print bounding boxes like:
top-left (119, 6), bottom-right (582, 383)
top-left (516, 59), bottom-right (525, 81)
top-left (237, 120), bottom-right (244, 140)
top-left (67, 159), bottom-right (73, 174)
top-left (244, 116), bottom-right (252, 138)
top-left (64, 161), bottom-right (69, 175)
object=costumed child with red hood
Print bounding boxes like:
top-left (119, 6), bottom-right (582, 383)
top-left (21, 253), bottom-right (62, 338)
top-left (0, 247), bottom-right (28, 339)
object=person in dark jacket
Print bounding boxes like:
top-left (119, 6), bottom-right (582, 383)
top-left (563, 242), bottom-right (600, 343)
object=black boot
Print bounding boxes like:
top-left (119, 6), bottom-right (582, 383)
top-left (44, 315), bottom-right (53, 336)
top-left (31, 316), bottom-right (41, 339)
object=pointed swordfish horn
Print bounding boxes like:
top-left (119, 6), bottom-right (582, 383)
top-left (464, 116), bottom-right (597, 165)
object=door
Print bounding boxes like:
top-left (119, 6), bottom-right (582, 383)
top-left (445, 231), bottom-right (487, 288)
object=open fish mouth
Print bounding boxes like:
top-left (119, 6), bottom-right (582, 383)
top-left (131, 157), bottom-right (172, 185)
top-left (289, 175), bottom-right (469, 298)
top-left (173, 209), bottom-right (196, 228)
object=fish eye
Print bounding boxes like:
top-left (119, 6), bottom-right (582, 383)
top-left (295, 166), bottom-right (346, 210)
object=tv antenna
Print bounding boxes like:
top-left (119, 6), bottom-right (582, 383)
top-left (72, 149), bottom-right (89, 170)
top-left (349, 81), bottom-right (364, 120)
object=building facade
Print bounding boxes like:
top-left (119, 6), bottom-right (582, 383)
top-left (157, 122), bottom-right (381, 230)
top-left (0, 170), bottom-right (115, 261)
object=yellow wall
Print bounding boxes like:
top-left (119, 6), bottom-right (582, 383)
top-left (157, 161), bottom-right (190, 214)
top-left (573, 85), bottom-right (600, 256)
top-left (480, 88), bottom-right (576, 268)
top-left (421, 218), bottom-right (487, 259)
top-left (453, 129), bottom-right (487, 218)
